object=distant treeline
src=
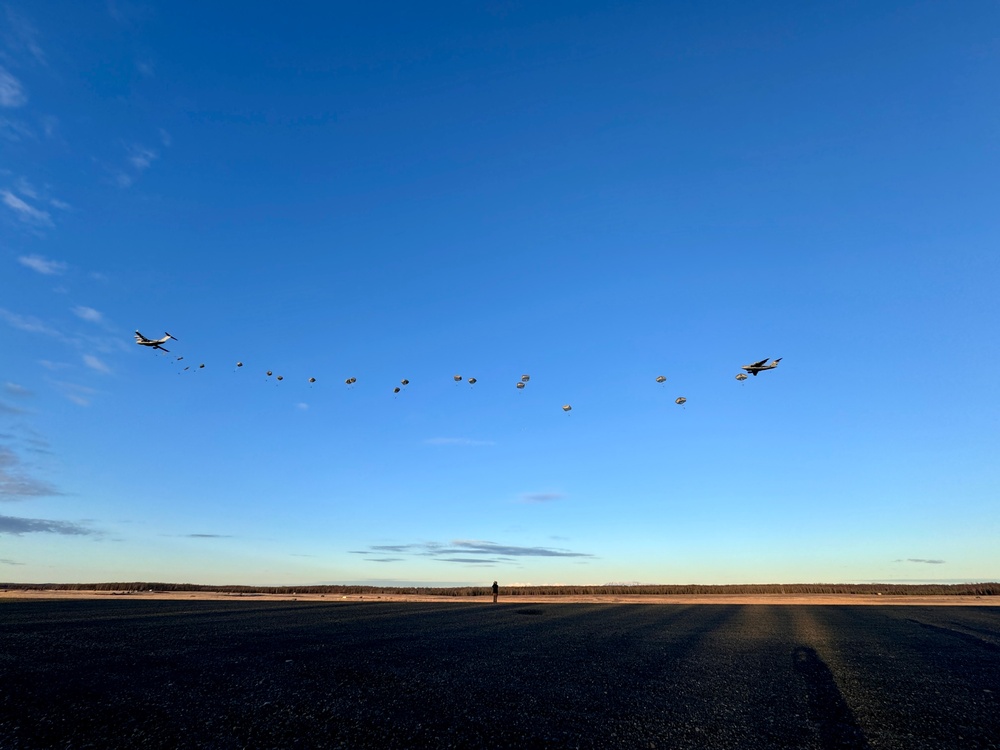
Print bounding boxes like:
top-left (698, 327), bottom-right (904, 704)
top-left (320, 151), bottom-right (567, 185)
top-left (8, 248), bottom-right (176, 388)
top-left (3, 582), bottom-right (999, 596)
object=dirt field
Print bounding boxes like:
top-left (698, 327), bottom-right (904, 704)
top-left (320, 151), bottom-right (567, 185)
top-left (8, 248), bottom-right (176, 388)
top-left (2, 599), bottom-right (999, 748)
top-left (1, 588), bottom-right (997, 605)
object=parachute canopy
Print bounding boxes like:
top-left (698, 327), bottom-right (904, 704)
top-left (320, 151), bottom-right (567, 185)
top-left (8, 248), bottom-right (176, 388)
top-left (345, 377), bottom-right (357, 385)
top-left (521, 374), bottom-right (530, 382)
top-left (393, 387), bottom-right (400, 393)
top-left (655, 375), bottom-right (666, 383)
top-left (236, 362), bottom-right (242, 367)
top-left (562, 404), bottom-right (572, 412)
top-left (276, 375), bottom-right (283, 381)
top-left (266, 371), bottom-right (273, 377)
top-left (516, 382), bottom-right (525, 389)
top-left (735, 373), bottom-right (748, 381)
top-left (308, 377), bottom-right (316, 383)
top-left (467, 377), bottom-right (477, 384)
top-left (401, 379), bottom-right (409, 386)
top-left (453, 374), bottom-right (462, 382)
top-left (675, 397), bottom-right (687, 405)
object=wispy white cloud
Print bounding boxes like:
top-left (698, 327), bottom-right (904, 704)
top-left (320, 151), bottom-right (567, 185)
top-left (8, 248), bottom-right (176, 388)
top-left (72, 306), bottom-right (102, 323)
top-left (0, 308), bottom-right (57, 336)
top-left (127, 144), bottom-right (157, 170)
top-left (0, 557), bottom-right (25, 565)
top-left (82, 354), bottom-right (111, 374)
top-left (894, 558), bottom-right (946, 565)
top-left (18, 254), bottom-right (66, 275)
top-left (0, 66), bottom-right (26, 107)
top-left (158, 128), bottom-right (172, 146)
top-left (2, 189), bottom-right (51, 226)
top-left (109, 141), bottom-right (161, 188)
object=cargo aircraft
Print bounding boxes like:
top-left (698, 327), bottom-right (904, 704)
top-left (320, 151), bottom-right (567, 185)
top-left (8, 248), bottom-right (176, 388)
top-left (741, 357), bottom-right (781, 376)
top-left (134, 330), bottom-right (177, 352)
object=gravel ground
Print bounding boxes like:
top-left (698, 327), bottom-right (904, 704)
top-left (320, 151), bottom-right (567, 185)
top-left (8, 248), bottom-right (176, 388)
top-left (1, 601), bottom-right (998, 749)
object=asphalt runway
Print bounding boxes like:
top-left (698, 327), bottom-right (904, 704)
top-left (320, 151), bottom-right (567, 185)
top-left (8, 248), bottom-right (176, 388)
top-left (1, 601), bottom-right (998, 749)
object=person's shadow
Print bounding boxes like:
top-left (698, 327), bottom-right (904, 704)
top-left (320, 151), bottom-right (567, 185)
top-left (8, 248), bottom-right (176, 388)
top-left (792, 647), bottom-right (872, 749)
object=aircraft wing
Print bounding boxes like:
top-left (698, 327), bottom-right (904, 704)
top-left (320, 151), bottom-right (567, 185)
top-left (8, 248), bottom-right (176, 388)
top-left (749, 358), bottom-right (769, 368)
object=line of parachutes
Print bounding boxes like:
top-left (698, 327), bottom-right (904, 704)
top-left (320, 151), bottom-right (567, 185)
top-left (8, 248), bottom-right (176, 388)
top-left (143, 331), bottom-right (769, 412)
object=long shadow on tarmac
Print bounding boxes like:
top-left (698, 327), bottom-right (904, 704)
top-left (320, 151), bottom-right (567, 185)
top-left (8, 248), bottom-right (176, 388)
top-left (793, 646), bottom-right (872, 750)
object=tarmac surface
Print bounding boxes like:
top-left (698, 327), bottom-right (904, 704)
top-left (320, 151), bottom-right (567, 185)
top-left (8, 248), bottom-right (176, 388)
top-left (1, 600), bottom-right (998, 749)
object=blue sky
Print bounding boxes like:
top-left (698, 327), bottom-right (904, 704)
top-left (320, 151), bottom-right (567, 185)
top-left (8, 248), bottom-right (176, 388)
top-left (2, 1), bottom-right (998, 586)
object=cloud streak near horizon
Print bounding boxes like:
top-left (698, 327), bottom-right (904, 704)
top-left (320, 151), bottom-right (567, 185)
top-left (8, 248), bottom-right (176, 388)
top-left (0, 514), bottom-right (94, 536)
top-left (351, 539), bottom-right (594, 566)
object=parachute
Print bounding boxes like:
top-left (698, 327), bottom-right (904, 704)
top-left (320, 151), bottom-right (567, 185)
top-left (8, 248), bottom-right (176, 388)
top-left (675, 397), bottom-right (687, 406)
top-left (735, 373), bottom-right (748, 381)
top-left (467, 377), bottom-right (477, 385)
top-left (562, 404), bottom-right (572, 412)
top-left (236, 362), bottom-right (243, 367)
top-left (308, 377), bottom-right (316, 383)
top-left (276, 375), bottom-right (283, 381)
top-left (345, 377), bottom-right (357, 385)
top-left (655, 375), bottom-right (666, 383)
top-left (266, 371), bottom-right (273, 377)
top-left (453, 375), bottom-right (462, 382)
top-left (400, 379), bottom-right (409, 386)
top-left (393, 387), bottom-right (401, 393)
top-left (521, 374), bottom-right (530, 383)
top-left (516, 382), bottom-right (525, 389)
top-left (199, 364), bottom-right (205, 369)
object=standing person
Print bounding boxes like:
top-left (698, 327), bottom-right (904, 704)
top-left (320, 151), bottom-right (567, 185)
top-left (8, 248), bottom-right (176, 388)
top-left (492, 580), bottom-right (499, 603)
